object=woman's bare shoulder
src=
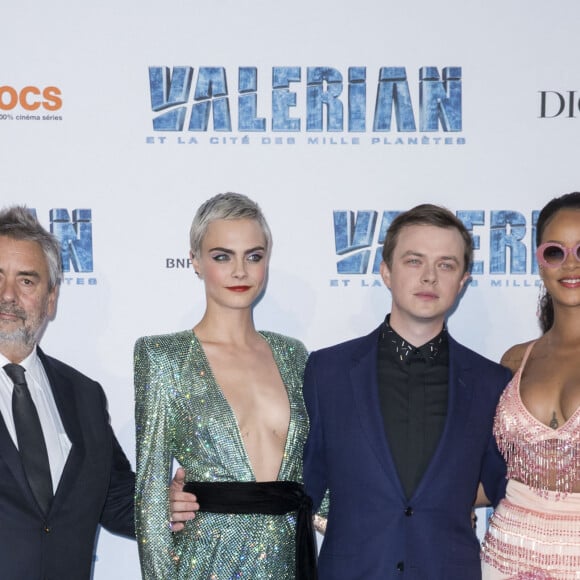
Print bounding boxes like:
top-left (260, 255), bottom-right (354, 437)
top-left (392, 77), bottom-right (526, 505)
top-left (500, 340), bottom-right (536, 373)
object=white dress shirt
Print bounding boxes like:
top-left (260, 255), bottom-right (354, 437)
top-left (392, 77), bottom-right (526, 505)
top-left (0, 349), bottom-right (72, 492)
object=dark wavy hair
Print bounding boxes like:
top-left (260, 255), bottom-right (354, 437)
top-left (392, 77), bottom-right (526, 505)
top-left (536, 192), bottom-right (580, 333)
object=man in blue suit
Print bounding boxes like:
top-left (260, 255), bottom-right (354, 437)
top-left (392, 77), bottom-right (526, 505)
top-left (304, 204), bottom-right (511, 579)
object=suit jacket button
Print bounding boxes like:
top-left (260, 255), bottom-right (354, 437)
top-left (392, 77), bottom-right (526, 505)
top-left (43, 526), bottom-right (51, 533)
top-left (404, 507), bottom-right (413, 516)
top-left (396, 561), bottom-right (404, 571)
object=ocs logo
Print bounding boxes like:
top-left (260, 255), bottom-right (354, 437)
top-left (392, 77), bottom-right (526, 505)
top-left (0, 86), bottom-right (62, 111)
top-left (29, 209), bottom-right (94, 277)
top-left (334, 210), bottom-right (540, 276)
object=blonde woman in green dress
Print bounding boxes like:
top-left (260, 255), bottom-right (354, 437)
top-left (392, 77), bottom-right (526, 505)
top-left (134, 193), bottom-right (316, 580)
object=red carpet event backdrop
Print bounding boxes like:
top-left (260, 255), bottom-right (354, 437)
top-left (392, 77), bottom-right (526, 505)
top-left (1, 1), bottom-right (578, 576)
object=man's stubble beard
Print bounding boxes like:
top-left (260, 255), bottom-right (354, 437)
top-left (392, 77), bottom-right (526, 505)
top-left (0, 300), bottom-right (48, 352)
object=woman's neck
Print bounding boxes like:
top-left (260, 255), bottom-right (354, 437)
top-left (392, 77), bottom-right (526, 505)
top-left (194, 308), bottom-right (258, 346)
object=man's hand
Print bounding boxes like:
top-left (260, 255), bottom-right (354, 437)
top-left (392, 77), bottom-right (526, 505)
top-left (169, 467), bottom-right (200, 532)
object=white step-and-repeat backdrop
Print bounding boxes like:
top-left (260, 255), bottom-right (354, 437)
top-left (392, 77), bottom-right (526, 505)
top-left (1, 1), bottom-right (578, 577)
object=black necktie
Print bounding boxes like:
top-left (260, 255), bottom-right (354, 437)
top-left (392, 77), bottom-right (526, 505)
top-left (4, 363), bottom-right (53, 514)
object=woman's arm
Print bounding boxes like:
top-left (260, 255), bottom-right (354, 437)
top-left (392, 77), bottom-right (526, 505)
top-left (134, 337), bottom-right (177, 580)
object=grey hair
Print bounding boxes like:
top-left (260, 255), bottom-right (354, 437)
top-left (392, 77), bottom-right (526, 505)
top-left (0, 205), bottom-right (62, 290)
top-left (189, 193), bottom-right (272, 257)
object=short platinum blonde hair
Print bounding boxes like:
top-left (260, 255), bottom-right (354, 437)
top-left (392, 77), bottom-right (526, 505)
top-left (189, 193), bottom-right (272, 257)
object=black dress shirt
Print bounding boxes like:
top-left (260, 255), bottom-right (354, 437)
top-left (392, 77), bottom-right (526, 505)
top-left (377, 315), bottom-right (449, 499)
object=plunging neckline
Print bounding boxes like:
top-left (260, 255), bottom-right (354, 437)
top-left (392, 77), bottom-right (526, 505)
top-left (191, 330), bottom-right (293, 482)
top-left (515, 341), bottom-right (580, 433)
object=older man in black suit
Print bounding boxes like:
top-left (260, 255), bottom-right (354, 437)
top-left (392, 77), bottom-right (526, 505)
top-left (0, 205), bottom-right (135, 578)
top-left (0, 206), bottom-right (192, 579)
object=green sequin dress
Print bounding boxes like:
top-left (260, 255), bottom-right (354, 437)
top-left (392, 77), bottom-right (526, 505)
top-left (134, 330), bottom-right (309, 579)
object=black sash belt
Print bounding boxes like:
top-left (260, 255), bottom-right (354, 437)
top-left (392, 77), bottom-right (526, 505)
top-left (184, 480), bottom-right (317, 580)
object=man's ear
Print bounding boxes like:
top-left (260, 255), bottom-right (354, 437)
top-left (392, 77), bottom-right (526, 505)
top-left (46, 285), bottom-right (58, 321)
top-left (459, 270), bottom-right (470, 292)
top-left (380, 260), bottom-right (392, 289)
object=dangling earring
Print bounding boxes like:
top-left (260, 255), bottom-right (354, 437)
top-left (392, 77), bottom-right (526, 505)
top-left (536, 280), bottom-right (546, 319)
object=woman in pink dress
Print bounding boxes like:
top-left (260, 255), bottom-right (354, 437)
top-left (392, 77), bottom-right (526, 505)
top-left (481, 192), bottom-right (580, 579)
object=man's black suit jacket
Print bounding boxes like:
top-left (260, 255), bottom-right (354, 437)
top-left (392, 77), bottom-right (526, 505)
top-left (0, 347), bottom-right (135, 579)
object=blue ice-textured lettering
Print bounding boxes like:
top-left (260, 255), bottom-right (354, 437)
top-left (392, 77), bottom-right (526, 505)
top-left (419, 67), bottom-right (462, 132)
top-left (189, 67), bottom-right (231, 131)
top-left (371, 211), bottom-right (401, 273)
top-left (457, 210), bottom-right (484, 274)
top-left (272, 67), bottom-right (301, 131)
top-left (349, 67), bottom-right (366, 132)
top-left (149, 66), bottom-right (192, 131)
top-left (373, 68), bottom-right (416, 132)
top-left (306, 67), bottom-right (344, 132)
top-left (490, 211), bottom-right (527, 274)
top-left (334, 210), bottom-right (377, 274)
top-left (238, 67), bottom-right (266, 131)
top-left (50, 209), bottom-right (93, 273)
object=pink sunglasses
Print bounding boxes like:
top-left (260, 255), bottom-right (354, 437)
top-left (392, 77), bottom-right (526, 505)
top-left (536, 242), bottom-right (580, 268)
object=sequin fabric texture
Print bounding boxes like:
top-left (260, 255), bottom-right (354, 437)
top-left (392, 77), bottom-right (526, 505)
top-left (492, 342), bottom-right (580, 497)
top-left (134, 330), bottom-right (309, 579)
top-left (481, 342), bottom-right (580, 579)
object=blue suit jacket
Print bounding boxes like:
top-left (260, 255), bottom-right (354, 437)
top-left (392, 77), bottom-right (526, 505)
top-left (303, 326), bottom-right (512, 580)
top-left (0, 348), bottom-right (135, 579)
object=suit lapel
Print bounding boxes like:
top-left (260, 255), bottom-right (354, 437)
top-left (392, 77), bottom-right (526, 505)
top-left (0, 348), bottom-right (84, 515)
top-left (0, 408), bottom-right (33, 502)
top-left (350, 327), bottom-right (403, 490)
top-left (411, 335), bottom-right (474, 499)
top-left (445, 337), bottom-right (475, 440)
top-left (37, 349), bottom-right (85, 508)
